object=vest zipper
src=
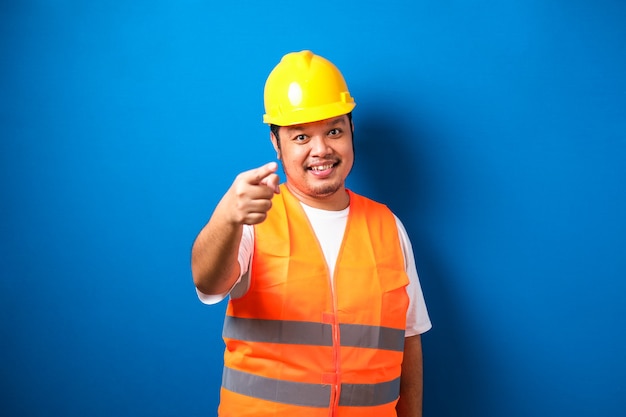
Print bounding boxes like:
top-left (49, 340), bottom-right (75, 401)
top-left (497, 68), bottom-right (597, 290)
top-left (329, 264), bottom-right (341, 416)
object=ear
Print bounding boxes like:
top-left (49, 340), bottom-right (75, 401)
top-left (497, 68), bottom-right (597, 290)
top-left (270, 131), bottom-right (281, 159)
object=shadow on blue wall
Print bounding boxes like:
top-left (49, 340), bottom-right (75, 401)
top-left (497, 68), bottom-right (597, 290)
top-left (352, 105), bottom-right (483, 414)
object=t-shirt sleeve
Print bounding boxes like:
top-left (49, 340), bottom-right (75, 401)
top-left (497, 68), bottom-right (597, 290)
top-left (395, 216), bottom-right (432, 336)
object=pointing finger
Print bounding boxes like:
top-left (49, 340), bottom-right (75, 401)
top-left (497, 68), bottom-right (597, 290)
top-left (260, 173), bottom-right (280, 194)
top-left (248, 162), bottom-right (278, 185)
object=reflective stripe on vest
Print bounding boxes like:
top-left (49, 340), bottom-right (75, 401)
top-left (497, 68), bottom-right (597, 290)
top-left (223, 315), bottom-right (405, 351)
top-left (223, 367), bottom-right (401, 408)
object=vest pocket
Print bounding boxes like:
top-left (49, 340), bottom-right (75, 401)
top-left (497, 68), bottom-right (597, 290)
top-left (379, 268), bottom-right (409, 330)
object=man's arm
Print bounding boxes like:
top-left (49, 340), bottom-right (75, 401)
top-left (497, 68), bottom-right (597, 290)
top-left (396, 334), bottom-right (424, 417)
top-left (191, 162), bottom-right (279, 295)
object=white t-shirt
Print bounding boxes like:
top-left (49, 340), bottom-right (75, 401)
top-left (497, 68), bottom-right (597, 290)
top-left (197, 203), bottom-right (432, 337)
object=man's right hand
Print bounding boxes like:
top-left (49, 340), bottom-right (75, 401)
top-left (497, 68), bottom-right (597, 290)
top-left (191, 162), bottom-right (280, 294)
top-left (224, 162), bottom-right (280, 225)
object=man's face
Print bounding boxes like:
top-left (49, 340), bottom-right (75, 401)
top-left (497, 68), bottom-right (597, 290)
top-left (272, 115), bottom-right (354, 209)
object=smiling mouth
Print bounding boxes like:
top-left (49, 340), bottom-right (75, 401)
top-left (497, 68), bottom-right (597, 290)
top-left (309, 163), bottom-right (336, 172)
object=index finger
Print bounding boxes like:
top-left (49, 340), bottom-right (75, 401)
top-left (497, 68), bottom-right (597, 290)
top-left (246, 162), bottom-right (278, 185)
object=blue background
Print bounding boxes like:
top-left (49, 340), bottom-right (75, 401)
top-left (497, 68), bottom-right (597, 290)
top-left (2, 1), bottom-right (625, 416)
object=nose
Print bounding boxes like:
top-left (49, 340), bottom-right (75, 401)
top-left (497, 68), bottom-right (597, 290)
top-left (309, 135), bottom-right (331, 157)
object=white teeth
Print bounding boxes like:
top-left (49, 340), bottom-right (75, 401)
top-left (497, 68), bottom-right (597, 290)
top-left (310, 164), bottom-right (333, 171)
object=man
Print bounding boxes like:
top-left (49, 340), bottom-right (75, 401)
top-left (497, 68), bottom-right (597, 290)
top-left (191, 50), bottom-right (431, 417)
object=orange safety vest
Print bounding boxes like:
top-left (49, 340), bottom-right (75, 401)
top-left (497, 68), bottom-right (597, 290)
top-left (219, 185), bottom-right (409, 417)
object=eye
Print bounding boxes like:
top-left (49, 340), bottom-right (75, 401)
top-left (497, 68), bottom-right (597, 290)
top-left (328, 128), bottom-right (342, 137)
top-left (293, 134), bottom-right (309, 143)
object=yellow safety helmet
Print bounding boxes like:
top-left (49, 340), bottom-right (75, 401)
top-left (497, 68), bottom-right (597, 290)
top-left (263, 50), bottom-right (356, 126)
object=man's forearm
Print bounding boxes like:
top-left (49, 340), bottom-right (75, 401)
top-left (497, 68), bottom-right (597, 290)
top-left (396, 334), bottom-right (424, 417)
top-left (191, 204), bottom-right (243, 295)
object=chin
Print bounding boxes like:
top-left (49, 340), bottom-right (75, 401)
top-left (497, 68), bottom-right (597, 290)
top-left (309, 183), bottom-right (343, 198)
